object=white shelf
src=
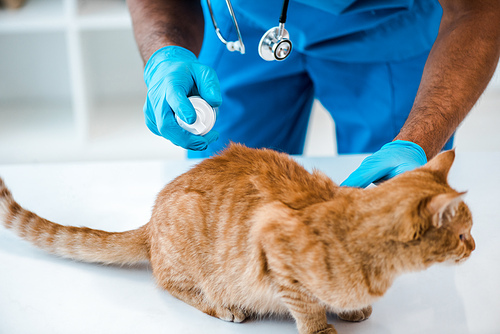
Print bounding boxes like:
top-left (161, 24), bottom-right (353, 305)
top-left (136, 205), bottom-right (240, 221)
top-left (0, 0), bottom-right (132, 33)
top-left (86, 98), bottom-right (184, 160)
top-left (77, 0), bottom-right (131, 30)
top-left (0, 0), bottom-right (179, 164)
top-left (0, 98), bottom-right (185, 163)
top-left (0, 0), bottom-right (66, 33)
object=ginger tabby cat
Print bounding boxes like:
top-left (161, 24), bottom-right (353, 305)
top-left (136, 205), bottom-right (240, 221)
top-left (0, 144), bottom-right (475, 334)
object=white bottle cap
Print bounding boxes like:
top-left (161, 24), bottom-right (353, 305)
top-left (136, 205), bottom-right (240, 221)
top-left (175, 96), bottom-right (217, 136)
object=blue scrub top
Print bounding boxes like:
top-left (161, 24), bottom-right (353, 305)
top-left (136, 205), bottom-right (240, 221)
top-left (229, 0), bottom-right (442, 62)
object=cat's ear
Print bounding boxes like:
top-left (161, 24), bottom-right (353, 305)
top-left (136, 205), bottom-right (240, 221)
top-left (423, 149), bottom-right (455, 181)
top-left (427, 191), bottom-right (466, 228)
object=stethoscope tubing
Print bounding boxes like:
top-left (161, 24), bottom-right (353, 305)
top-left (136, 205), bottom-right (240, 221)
top-left (207, 0), bottom-right (292, 60)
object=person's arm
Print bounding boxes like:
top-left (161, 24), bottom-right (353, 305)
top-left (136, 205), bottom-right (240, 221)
top-left (342, 0), bottom-right (500, 188)
top-left (394, 0), bottom-right (500, 160)
top-left (127, 0), bottom-right (205, 64)
top-left (126, 0), bottom-right (222, 151)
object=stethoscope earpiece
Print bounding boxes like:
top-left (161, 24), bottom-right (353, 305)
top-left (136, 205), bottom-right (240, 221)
top-left (207, 0), bottom-right (246, 54)
top-left (226, 40), bottom-right (244, 53)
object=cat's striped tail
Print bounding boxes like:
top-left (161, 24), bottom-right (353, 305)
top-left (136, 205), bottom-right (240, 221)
top-left (0, 177), bottom-right (150, 265)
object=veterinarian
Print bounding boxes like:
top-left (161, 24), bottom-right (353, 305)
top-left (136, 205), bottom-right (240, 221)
top-left (127, 0), bottom-right (500, 187)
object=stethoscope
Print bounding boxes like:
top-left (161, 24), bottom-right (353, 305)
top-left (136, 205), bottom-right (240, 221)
top-left (206, 0), bottom-right (292, 61)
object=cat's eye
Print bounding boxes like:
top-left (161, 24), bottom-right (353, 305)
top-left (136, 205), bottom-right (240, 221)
top-left (459, 234), bottom-right (465, 241)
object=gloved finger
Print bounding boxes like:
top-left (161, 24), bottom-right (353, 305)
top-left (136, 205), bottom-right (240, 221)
top-left (181, 131), bottom-right (213, 151)
top-left (184, 135), bottom-right (211, 151)
top-left (202, 130), bottom-right (219, 145)
top-left (342, 141), bottom-right (428, 188)
top-left (166, 88), bottom-right (197, 125)
top-left (378, 159), bottom-right (423, 182)
top-left (341, 169), bottom-right (377, 188)
top-left (340, 157), bottom-right (393, 188)
top-left (157, 113), bottom-right (210, 151)
top-left (143, 99), bottom-right (161, 136)
top-left (191, 63), bottom-right (222, 108)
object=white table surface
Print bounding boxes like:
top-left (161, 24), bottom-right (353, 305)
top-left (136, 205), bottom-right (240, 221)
top-left (0, 152), bottom-right (499, 334)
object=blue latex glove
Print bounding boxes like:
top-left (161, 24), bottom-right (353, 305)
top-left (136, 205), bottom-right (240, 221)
top-left (341, 140), bottom-right (427, 188)
top-left (143, 46), bottom-right (222, 150)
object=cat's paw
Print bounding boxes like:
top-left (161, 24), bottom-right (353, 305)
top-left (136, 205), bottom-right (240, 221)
top-left (337, 305), bottom-right (372, 322)
top-left (213, 306), bottom-right (247, 323)
top-left (313, 324), bottom-right (337, 334)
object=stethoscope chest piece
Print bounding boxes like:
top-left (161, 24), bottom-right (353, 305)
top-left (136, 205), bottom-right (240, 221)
top-left (258, 26), bottom-right (292, 61)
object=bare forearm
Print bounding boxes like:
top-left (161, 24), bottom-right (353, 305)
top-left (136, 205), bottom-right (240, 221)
top-left (127, 0), bottom-right (205, 65)
top-left (395, 3), bottom-right (500, 159)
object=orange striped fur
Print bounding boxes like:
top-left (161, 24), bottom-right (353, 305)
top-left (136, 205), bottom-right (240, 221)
top-left (0, 144), bottom-right (474, 334)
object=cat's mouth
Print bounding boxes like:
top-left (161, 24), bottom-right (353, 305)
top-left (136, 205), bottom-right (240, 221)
top-left (454, 253), bottom-right (471, 264)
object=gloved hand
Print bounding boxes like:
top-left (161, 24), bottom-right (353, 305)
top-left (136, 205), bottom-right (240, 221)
top-left (341, 140), bottom-right (427, 188)
top-left (143, 46), bottom-right (222, 150)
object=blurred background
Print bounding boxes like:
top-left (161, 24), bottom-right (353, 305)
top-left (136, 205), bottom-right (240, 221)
top-left (1, 0), bottom-right (499, 164)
